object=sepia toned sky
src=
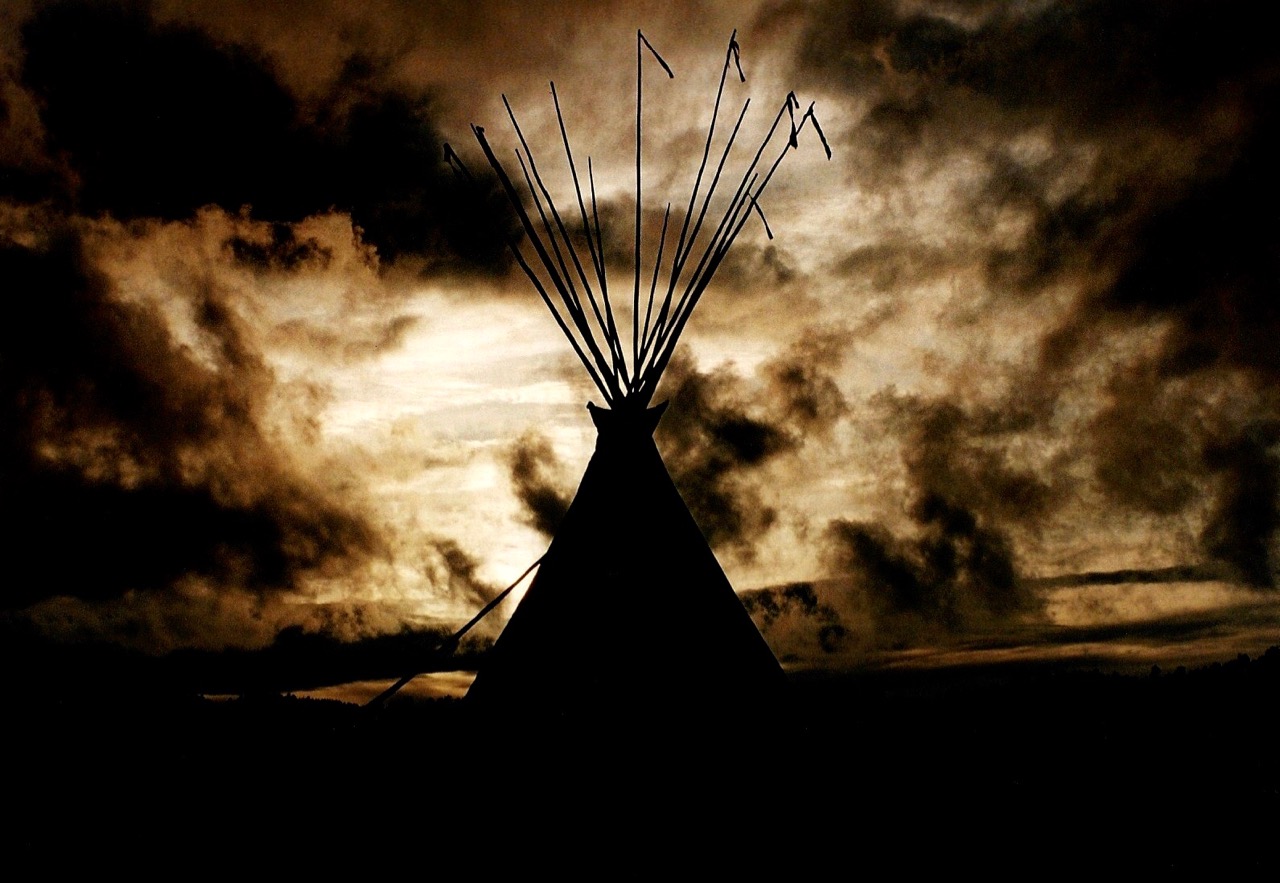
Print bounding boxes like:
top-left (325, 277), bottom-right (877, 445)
top-left (2, 0), bottom-right (1278, 675)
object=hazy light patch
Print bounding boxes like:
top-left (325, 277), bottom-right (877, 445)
top-left (294, 670), bottom-right (476, 704)
top-left (875, 639), bottom-right (1198, 673)
top-left (869, 591), bottom-right (1280, 673)
top-left (1045, 581), bottom-right (1258, 628)
top-left (1032, 532), bottom-right (1196, 584)
top-left (319, 291), bottom-right (571, 439)
top-left (1004, 126), bottom-right (1057, 168)
top-left (680, 332), bottom-right (781, 378)
top-left (802, 186), bottom-right (893, 261)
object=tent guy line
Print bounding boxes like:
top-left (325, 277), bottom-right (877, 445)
top-left (362, 553), bottom-right (546, 710)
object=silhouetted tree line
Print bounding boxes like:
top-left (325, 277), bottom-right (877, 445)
top-left (6, 641), bottom-right (1278, 873)
top-left (0, 618), bottom-right (490, 702)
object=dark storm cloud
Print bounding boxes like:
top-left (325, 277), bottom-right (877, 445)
top-left (1084, 365), bottom-right (1209, 521)
top-left (1024, 94), bottom-right (1280, 387)
top-left (507, 432), bottom-right (573, 541)
top-left (788, 0), bottom-right (1280, 587)
top-left (423, 538), bottom-right (504, 612)
top-left (741, 582), bottom-right (849, 656)
top-left (548, 196), bottom-right (796, 302)
top-left (0, 221), bottom-right (497, 652)
top-left (0, 84), bottom-right (54, 204)
top-left (763, 327), bottom-right (848, 434)
top-left (882, 392), bottom-right (1056, 529)
top-left (1028, 564), bottom-right (1228, 591)
top-left (1078, 348), bottom-right (1279, 588)
top-left (655, 331), bottom-right (847, 556)
top-left (793, 0), bottom-right (1278, 148)
top-left (799, 0), bottom-right (1280, 366)
top-left (825, 496), bottom-right (1024, 628)
top-left (791, 0), bottom-right (1280, 321)
top-left (958, 596), bottom-right (1280, 665)
top-left (1083, 112), bottom-right (1279, 378)
top-left (656, 353), bottom-right (792, 556)
top-left (703, 241), bottom-right (800, 293)
top-left (0, 228), bottom-right (377, 610)
top-left (271, 315), bottom-right (420, 363)
top-left (17, 0), bottom-right (506, 273)
top-left (227, 222), bottom-right (334, 272)
top-left (1201, 424), bottom-right (1280, 589)
top-left (1065, 103), bottom-right (1280, 586)
top-left (821, 391), bottom-right (1047, 628)
top-left (833, 238), bottom-right (962, 294)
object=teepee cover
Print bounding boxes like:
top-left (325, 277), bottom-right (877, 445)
top-left (453, 32), bottom-right (827, 720)
top-left (466, 403), bottom-right (787, 718)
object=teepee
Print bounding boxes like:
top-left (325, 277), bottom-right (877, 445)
top-left (454, 31), bottom-right (829, 724)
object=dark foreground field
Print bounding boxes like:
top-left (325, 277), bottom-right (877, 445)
top-left (8, 650), bottom-right (1279, 875)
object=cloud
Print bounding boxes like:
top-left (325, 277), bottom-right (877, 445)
top-left (17, 0), bottom-right (507, 274)
top-left (0, 210), bottom-right (502, 652)
top-left (271, 314), bottom-right (420, 363)
top-left (11, 546), bottom-right (492, 656)
top-left (779, 0), bottom-right (1280, 591)
top-left (763, 327), bottom-right (849, 434)
top-left (811, 388), bottom-right (1050, 639)
top-left (0, 225), bottom-right (373, 608)
top-left (5, 0), bottom-right (1277, 667)
top-left (655, 354), bottom-right (787, 557)
top-left (741, 581), bottom-right (853, 663)
top-left (653, 328), bottom-right (848, 557)
top-left (833, 237), bottom-right (965, 294)
top-left (824, 496), bottom-right (1025, 630)
top-left (507, 432), bottom-right (573, 540)
top-left (1200, 424), bottom-right (1280, 589)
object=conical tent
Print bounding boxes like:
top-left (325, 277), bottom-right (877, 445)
top-left (452, 31), bottom-right (829, 723)
top-left (467, 403), bottom-right (787, 720)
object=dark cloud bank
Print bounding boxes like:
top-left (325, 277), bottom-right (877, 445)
top-left (0, 218), bottom-right (512, 654)
top-left (507, 432), bottom-right (573, 541)
top-left (787, 0), bottom-right (1280, 597)
top-left (4, 0), bottom-right (1280, 671)
top-left (1, 1), bottom-right (508, 654)
top-left (8, 0), bottom-right (506, 272)
top-left (0, 229), bottom-right (373, 609)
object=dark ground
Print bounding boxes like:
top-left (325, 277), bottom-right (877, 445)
top-left (6, 648), bottom-right (1279, 875)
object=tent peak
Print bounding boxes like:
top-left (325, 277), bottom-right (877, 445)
top-left (587, 399), bottom-right (668, 438)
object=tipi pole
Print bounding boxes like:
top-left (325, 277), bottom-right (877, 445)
top-left (634, 30), bottom-right (673, 379)
top-left (551, 83), bottom-right (628, 384)
top-left (633, 29), bottom-right (642, 374)
top-left (639, 203), bottom-right (672, 352)
top-left (511, 242), bottom-right (613, 400)
top-left (513, 147), bottom-right (621, 390)
top-left (638, 31), bottom-right (744, 375)
top-left (638, 97), bottom-right (750, 373)
top-left (587, 157), bottom-right (617, 358)
top-left (503, 98), bottom-right (625, 390)
top-left (462, 32), bottom-right (827, 409)
top-left (445, 138), bottom-right (612, 400)
top-left (473, 124), bottom-right (623, 402)
top-left (637, 94), bottom-right (797, 393)
top-left (644, 108), bottom-right (825, 395)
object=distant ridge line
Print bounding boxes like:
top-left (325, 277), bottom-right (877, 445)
top-left (1027, 563), bottom-right (1231, 589)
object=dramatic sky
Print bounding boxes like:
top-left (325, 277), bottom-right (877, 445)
top-left (3, 0), bottom-right (1278, 680)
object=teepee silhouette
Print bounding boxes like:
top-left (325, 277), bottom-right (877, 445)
top-left (452, 31), bottom-right (829, 725)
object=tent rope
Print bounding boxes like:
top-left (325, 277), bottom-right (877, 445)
top-left (362, 554), bottom-right (545, 710)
